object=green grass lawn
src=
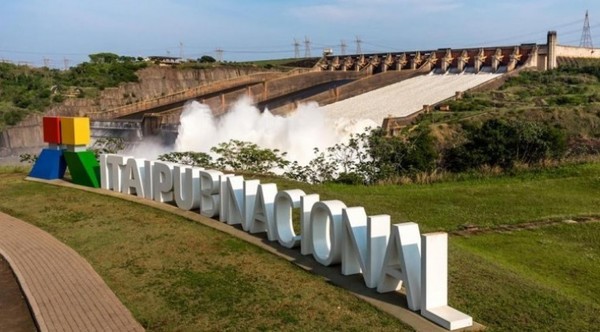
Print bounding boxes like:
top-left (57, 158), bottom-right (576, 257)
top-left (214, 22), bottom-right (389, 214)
top-left (0, 171), bottom-right (412, 332)
top-left (261, 163), bottom-right (600, 232)
top-left (1, 162), bottom-right (599, 331)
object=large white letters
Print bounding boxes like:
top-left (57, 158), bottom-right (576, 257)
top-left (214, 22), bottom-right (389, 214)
top-left (97, 154), bottom-right (472, 331)
top-left (173, 165), bottom-right (201, 210)
top-left (310, 200), bottom-right (347, 266)
top-left (241, 180), bottom-right (259, 231)
top-left (121, 158), bottom-right (146, 197)
top-left (341, 208), bottom-right (390, 288)
top-left (225, 176), bottom-right (245, 225)
top-left (152, 161), bottom-right (174, 203)
top-left (102, 154), bottom-right (131, 191)
top-left (274, 189), bottom-right (305, 248)
top-left (250, 183), bottom-right (278, 241)
top-left (421, 233), bottom-right (472, 330)
top-left (378, 222), bottom-right (422, 311)
top-left (300, 194), bottom-right (319, 255)
top-left (199, 169), bottom-right (222, 217)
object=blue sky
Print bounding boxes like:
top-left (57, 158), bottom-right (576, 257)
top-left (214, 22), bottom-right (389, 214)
top-left (1, 0), bottom-right (599, 67)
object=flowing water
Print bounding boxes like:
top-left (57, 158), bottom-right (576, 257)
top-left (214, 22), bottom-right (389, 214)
top-left (124, 71), bottom-right (501, 162)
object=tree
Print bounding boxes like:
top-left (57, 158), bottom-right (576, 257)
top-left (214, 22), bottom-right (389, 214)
top-left (210, 140), bottom-right (289, 174)
top-left (89, 53), bottom-right (120, 64)
top-left (158, 151), bottom-right (213, 167)
top-left (199, 56), bottom-right (216, 63)
top-left (443, 119), bottom-right (567, 172)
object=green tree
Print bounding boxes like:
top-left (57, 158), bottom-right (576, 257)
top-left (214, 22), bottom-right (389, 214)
top-left (158, 151), bottom-right (213, 168)
top-left (211, 140), bottom-right (289, 174)
top-left (89, 53), bottom-right (120, 64)
top-left (199, 56), bottom-right (216, 63)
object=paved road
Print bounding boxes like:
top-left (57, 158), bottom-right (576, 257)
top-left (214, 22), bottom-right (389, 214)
top-left (0, 212), bottom-right (144, 332)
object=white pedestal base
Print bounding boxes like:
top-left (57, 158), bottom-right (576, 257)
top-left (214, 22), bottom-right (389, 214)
top-left (422, 306), bottom-right (473, 330)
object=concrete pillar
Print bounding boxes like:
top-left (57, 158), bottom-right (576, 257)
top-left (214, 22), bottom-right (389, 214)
top-left (441, 49), bottom-right (453, 73)
top-left (411, 52), bottom-right (422, 70)
top-left (474, 48), bottom-right (485, 74)
top-left (507, 46), bottom-right (521, 72)
top-left (547, 31), bottom-right (557, 70)
top-left (491, 48), bottom-right (503, 73)
top-left (457, 50), bottom-right (468, 72)
top-left (396, 54), bottom-right (407, 71)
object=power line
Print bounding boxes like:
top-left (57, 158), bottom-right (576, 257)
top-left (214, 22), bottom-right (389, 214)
top-left (340, 40), bottom-right (347, 56)
top-left (215, 48), bottom-right (224, 62)
top-left (580, 10), bottom-right (594, 48)
top-left (355, 36), bottom-right (362, 54)
top-left (304, 36), bottom-right (311, 58)
top-left (293, 38), bottom-right (301, 58)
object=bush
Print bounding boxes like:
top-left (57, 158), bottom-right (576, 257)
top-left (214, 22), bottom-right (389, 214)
top-left (443, 119), bottom-right (567, 172)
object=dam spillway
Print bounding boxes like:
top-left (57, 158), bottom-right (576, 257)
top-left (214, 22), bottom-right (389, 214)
top-left (321, 71), bottom-right (501, 124)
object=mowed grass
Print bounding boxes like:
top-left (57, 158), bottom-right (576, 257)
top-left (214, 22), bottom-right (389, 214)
top-left (450, 224), bottom-right (600, 331)
top-left (1, 162), bottom-right (600, 331)
top-left (0, 172), bottom-right (411, 332)
top-left (260, 163), bottom-right (600, 232)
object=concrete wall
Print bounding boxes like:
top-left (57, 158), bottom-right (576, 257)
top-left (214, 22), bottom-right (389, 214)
top-left (155, 71), bottom-right (365, 117)
top-left (50, 67), bottom-right (278, 119)
top-left (555, 45), bottom-right (600, 58)
top-left (0, 67), bottom-right (276, 156)
top-left (0, 115), bottom-right (44, 157)
top-left (97, 73), bottom-right (278, 119)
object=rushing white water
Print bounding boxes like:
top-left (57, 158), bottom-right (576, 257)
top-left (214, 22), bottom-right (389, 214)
top-left (322, 71), bottom-right (501, 124)
top-left (125, 71), bottom-right (500, 162)
top-left (172, 96), bottom-right (376, 165)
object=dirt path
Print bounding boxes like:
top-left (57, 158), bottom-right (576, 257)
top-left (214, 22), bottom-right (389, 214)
top-left (0, 255), bottom-right (38, 332)
top-left (452, 216), bottom-right (600, 236)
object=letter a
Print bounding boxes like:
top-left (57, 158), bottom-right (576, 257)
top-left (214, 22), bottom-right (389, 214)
top-left (377, 222), bottom-right (422, 311)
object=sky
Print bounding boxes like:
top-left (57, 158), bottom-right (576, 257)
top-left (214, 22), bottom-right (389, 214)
top-left (1, 0), bottom-right (599, 68)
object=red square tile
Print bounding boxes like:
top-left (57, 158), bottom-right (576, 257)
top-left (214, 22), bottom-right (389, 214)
top-left (43, 117), bottom-right (61, 144)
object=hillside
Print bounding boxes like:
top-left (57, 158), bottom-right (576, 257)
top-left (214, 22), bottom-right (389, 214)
top-left (0, 54), bottom-right (287, 132)
top-left (422, 61), bottom-right (600, 155)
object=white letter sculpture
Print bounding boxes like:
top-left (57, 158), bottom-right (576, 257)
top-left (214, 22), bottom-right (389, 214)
top-left (173, 165), bottom-right (201, 210)
top-left (121, 158), bottom-right (146, 197)
top-left (274, 190), bottom-right (305, 248)
top-left (310, 200), bottom-right (347, 266)
top-left (421, 232), bottom-right (472, 330)
top-left (377, 222), bottom-right (422, 311)
top-left (341, 208), bottom-right (391, 288)
top-left (199, 170), bottom-right (223, 218)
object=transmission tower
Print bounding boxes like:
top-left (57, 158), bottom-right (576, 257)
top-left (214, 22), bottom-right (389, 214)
top-left (179, 42), bottom-right (184, 59)
top-left (63, 58), bottom-right (70, 70)
top-left (43, 57), bottom-right (51, 68)
top-left (215, 48), bottom-right (224, 62)
top-left (580, 10), bottom-right (594, 48)
top-left (340, 40), bottom-right (347, 56)
top-left (355, 36), bottom-right (363, 54)
top-left (304, 36), bottom-right (311, 58)
top-left (293, 38), bottom-right (301, 58)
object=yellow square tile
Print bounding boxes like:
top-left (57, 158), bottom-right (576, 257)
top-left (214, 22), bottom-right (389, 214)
top-left (60, 117), bottom-right (90, 146)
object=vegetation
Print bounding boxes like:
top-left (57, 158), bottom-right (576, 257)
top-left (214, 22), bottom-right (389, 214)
top-left (0, 53), bottom-right (147, 130)
top-left (159, 140), bottom-right (290, 175)
top-left (2, 162), bottom-right (599, 331)
top-left (0, 170), bottom-right (412, 332)
top-left (443, 119), bottom-right (566, 172)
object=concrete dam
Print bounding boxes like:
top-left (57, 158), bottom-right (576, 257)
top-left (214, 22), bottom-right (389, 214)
top-left (86, 43), bottom-right (541, 143)
top-left (3, 31), bottom-right (600, 157)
